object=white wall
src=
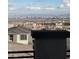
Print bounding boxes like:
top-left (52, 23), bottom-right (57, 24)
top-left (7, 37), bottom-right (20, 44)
top-left (28, 33), bottom-right (33, 45)
top-left (16, 34), bottom-right (28, 45)
top-left (8, 34), bottom-right (17, 42)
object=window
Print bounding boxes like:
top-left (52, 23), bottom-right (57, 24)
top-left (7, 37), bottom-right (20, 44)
top-left (10, 35), bottom-right (13, 41)
top-left (20, 35), bottom-right (27, 40)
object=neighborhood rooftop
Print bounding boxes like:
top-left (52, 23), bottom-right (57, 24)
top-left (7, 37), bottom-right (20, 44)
top-left (8, 27), bottom-right (31, 34)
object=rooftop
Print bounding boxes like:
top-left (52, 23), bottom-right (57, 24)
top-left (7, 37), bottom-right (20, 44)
top-left (8, 26), bottom-right (31, 34)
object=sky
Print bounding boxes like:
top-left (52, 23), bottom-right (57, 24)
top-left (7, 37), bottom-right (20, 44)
top-left (8, 0), bottom-right (70, 17)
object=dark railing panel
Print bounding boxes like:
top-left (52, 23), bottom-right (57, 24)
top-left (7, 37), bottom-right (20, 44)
top-left (8, 50), bottom-right (70, 58)
top-left (8, 50), bottom-right (34, 58)
top-left (8, 56), bottom-right (34, 58)
top-left (8, 50), bottom-right (34, 53)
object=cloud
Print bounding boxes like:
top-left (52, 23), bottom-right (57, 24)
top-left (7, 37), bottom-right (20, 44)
top-left (59, 0), bottom-right (70, 8)
top-left (8, 0), bottom-right (69, 16)
top-left (63, 0), bottom-right (70, 7)
top-left (44, 7), bottom-right (55, 10)
top-left (9, 7), bottom-right (15, 11)
top-left (64, 0), bottom-right (70, 3)
top-left (26, 6), bottom-right (41, 10)
top-left (8, 5), bottom-right (16, 11)
top-left (25, 6), bottom-right (55, 10)
top-left (59, 4), bottom-right (64, 8)
top-left (67, 3), bottom-right (70, 7)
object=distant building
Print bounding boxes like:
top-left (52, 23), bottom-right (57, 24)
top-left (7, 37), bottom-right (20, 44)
top-left (8, 23), bottom-right (14, 28)
top-left (32, 22), bottom-right (55, 30)
top-left (8, 27), bottom-right (32, 45)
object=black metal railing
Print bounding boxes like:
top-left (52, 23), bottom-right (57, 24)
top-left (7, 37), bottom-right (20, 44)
top-left (8, 50), bottom-right (69, 59)
top-left (8, 50), bottom-right (34, 58)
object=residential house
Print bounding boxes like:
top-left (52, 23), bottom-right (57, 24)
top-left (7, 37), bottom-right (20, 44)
top-left (8, 27), bottom-right (33, 45)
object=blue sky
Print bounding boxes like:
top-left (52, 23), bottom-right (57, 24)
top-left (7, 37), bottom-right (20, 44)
top-left (8, 0), bottom-right (70, 17)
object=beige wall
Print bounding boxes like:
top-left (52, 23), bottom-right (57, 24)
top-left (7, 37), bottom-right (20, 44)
top-left (13, 35), bottom-right (17, 42)
top-left (8, 33), bottom-right (32, 45)
top-left (17, 34), bottom-right (28, 45)
top-left (28, 33), bottom-right (33, 45)
top-left (8, 34), bottom-right (17, 42)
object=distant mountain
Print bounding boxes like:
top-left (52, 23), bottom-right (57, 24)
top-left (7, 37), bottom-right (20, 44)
top-left (8, 13), bottom-right (70, 21)
top-left (8, 13), bottom-right (70, 18)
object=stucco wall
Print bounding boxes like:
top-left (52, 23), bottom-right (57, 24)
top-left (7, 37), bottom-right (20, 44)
top-left (17, 34), bottom-right (28, 45)
top-left (8, 33), bottom-right (33, 45)
top-left (28, 33), bottom-right (33, 45)
top-left (13, 35), bottom-right (17, 42)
